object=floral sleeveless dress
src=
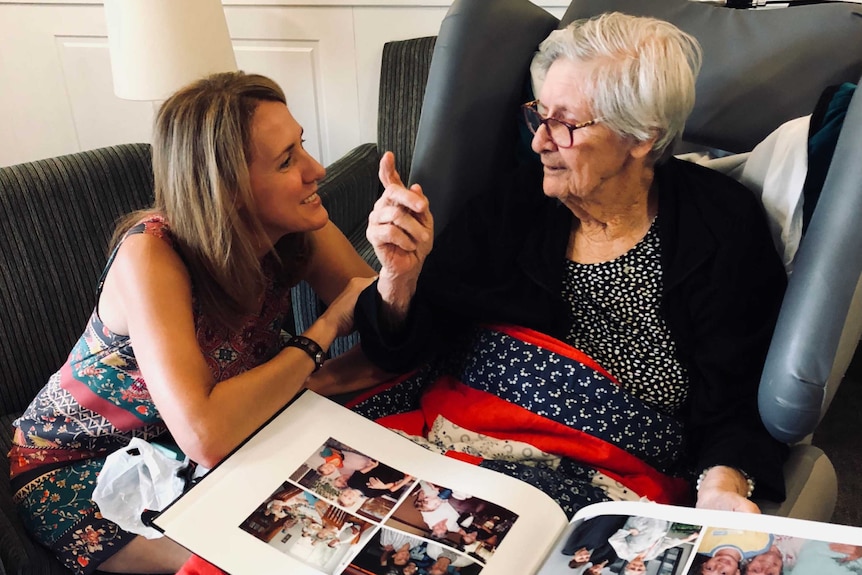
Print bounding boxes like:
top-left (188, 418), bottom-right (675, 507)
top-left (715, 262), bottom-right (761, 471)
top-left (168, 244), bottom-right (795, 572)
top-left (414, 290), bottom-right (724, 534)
top-left (8, 216), bottom-right (294, 574)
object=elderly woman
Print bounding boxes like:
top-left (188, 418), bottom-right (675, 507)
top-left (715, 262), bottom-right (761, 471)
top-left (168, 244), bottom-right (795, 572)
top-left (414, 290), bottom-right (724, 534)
top-left (352, 11), bottom-right (788, 517)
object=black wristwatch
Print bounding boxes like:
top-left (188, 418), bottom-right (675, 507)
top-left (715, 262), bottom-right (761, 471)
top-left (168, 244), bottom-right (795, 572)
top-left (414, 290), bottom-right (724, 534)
top-left (285, 335), bottom-right (326, 372)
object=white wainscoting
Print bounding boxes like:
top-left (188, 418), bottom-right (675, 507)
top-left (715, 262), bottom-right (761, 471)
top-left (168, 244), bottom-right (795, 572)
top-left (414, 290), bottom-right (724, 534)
top-left (0, 1), bottom-right (568, 168)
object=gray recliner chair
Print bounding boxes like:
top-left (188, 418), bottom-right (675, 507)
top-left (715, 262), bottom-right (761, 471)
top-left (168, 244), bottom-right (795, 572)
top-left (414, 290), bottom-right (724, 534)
top-left (408, 0), bottom-right (862, 521)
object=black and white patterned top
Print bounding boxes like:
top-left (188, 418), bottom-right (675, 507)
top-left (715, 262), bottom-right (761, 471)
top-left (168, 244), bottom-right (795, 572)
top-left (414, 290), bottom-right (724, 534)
top-left (562, 218), bottom-right (689, 415)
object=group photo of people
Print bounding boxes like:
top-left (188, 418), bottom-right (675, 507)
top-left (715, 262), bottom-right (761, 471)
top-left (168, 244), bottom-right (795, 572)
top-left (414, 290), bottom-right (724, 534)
top-left (346, 527), bottom-right (484, 575)
top-left (291, 439), bottom-right (416, 520)
top-left (384, 481), bottom-right (518, 564)
top-left (236, 443), bottom-right (517, 573)
top-left (688, 528), bottom-right (862, 575)
top-left (540, 514), bottom-right (701, 575)
top-left (239, 483), bottom-right (374, 574)
top-left (537, 515), bottom-right (862, 575)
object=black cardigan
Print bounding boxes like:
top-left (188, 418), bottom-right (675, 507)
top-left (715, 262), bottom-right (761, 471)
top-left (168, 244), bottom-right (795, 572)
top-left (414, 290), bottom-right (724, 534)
top-left (357, 156), bottom-right (789, 502)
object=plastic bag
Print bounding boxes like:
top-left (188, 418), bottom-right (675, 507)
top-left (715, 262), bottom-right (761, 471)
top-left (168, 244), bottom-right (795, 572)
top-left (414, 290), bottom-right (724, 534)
top-left (92, 438), bottom-right (189, 539)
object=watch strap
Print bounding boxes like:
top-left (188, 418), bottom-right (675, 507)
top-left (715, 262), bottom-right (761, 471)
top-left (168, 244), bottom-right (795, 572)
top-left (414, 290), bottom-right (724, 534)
top-left (285, 335), bottom-right (326, 372)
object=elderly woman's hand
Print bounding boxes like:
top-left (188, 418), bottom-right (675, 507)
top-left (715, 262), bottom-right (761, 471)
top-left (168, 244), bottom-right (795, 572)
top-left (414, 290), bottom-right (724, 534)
top-left (695, 466), bottom-right (761, 513)
top-left (367, 151), bottom-right (434, 327)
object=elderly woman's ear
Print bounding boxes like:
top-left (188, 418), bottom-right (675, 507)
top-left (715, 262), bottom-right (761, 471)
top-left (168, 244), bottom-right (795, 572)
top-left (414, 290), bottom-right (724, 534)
top-left (630, 137), bottom-right (656, 161)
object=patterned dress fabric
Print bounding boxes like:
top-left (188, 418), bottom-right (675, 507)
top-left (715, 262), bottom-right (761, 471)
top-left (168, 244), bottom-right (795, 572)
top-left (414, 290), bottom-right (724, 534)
top-left (8, 216), bottom-right (293, 574)
top-left (562, 218), bottom-right (689, 415)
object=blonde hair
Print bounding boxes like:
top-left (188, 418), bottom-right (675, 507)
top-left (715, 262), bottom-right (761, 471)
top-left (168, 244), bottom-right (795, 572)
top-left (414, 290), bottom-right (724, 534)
top-left (114, 71), bottom-right (311, 329)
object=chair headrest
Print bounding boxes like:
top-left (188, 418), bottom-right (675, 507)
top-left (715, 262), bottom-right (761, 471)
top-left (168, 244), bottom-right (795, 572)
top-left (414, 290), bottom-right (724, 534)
top-left (561, 0), bottom-right (862, 153)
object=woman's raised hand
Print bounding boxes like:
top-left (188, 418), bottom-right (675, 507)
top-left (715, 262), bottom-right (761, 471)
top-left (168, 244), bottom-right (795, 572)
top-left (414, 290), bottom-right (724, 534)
top-left (367, 151), bottom-right (434, 324)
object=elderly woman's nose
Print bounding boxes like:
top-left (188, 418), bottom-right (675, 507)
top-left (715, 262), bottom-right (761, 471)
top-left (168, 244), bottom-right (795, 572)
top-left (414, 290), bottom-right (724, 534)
top-left (531, 123), bottom-right (554, 152)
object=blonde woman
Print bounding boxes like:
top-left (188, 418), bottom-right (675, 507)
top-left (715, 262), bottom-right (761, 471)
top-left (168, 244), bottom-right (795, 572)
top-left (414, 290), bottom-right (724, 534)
top-left (9, 71), bottom-right (385, 573)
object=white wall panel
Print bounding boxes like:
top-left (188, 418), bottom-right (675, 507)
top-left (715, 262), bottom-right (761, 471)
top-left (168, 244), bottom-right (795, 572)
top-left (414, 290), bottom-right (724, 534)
top-left (225, 6), bottom-right (359, 165)
top-left (56, 36), bottom-right (155, 153)
top-left (234, 40), bottom-right (324, 161)
top-left (0, 4), bottom-right (107, 166)
top-left (0, 1), bottom-right (568, 168)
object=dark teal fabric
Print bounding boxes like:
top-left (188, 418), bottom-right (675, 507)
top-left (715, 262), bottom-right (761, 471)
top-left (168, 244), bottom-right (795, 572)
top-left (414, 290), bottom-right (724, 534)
top-left (803, 83), bottom-right (857, 233)
top-left (1, 415), bottom-right (71, 575)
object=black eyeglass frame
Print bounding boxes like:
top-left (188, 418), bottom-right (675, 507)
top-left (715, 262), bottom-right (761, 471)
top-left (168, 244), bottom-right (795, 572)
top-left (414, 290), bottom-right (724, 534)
top-left (521, 100), bottom-right (602, 148)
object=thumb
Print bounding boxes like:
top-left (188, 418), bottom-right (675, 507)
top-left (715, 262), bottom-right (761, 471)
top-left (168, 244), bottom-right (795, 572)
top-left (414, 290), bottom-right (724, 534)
top-left (733, 497), bottom-right (761, 514)
top-left (379, 151), bottom-right (404, 188)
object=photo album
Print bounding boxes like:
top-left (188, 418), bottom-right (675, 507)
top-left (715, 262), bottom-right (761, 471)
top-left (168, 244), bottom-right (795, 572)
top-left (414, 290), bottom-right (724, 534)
top-left (151, 391), bottom-right (862, 575)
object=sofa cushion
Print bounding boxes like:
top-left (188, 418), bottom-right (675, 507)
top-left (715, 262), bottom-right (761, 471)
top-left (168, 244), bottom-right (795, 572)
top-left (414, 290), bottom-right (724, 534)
top-left (1, 144), bottom-right (155, 574)
top-left (0, 144), bottom-right (154, 415)
top-left (378, 36), bottom-right (437, 184)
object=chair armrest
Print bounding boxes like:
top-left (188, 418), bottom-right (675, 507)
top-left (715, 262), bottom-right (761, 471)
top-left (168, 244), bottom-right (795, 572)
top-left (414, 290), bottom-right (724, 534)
top-left (759, 76), bottom-right (862, 444)
top-left (756, 443), bottom-right (836, 521)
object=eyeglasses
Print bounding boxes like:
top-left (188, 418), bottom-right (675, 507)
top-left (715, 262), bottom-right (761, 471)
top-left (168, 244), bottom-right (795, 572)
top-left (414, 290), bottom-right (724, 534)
top-left (521, 100), bottom-right (602, 149)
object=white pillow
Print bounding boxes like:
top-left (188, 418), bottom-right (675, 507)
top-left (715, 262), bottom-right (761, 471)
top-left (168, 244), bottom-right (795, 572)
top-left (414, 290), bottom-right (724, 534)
top-left (677, 115), bottom-right (810, 275)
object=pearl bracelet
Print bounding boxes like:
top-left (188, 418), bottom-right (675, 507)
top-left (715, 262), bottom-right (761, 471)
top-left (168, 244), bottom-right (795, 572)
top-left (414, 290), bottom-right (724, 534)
top-left (696, 466), bottom-right (755, 499)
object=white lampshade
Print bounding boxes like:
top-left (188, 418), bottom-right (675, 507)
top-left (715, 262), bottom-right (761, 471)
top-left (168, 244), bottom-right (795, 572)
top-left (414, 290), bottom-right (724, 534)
top-left (104, 0), bottom-right (238, 101)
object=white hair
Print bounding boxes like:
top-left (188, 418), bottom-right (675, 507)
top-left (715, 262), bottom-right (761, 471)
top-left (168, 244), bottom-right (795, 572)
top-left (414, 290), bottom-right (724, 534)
top-left (532, 12), bottom-right (702, 163)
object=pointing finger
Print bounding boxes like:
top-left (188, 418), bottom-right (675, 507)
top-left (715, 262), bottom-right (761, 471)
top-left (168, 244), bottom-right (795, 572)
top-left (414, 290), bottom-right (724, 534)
top-left (378, 151), bottom-right (404, 189)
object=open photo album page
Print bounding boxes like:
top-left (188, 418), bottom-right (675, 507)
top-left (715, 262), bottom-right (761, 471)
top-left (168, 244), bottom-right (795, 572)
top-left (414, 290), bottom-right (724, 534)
top-left (537, 501), bottom-right (862, 575)
top-left (237, 437), bottom-right (518, 574)
top-left (151, 392), bottom-right (568, 575)
top-left (152, 393), bottom-right (862, 575)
